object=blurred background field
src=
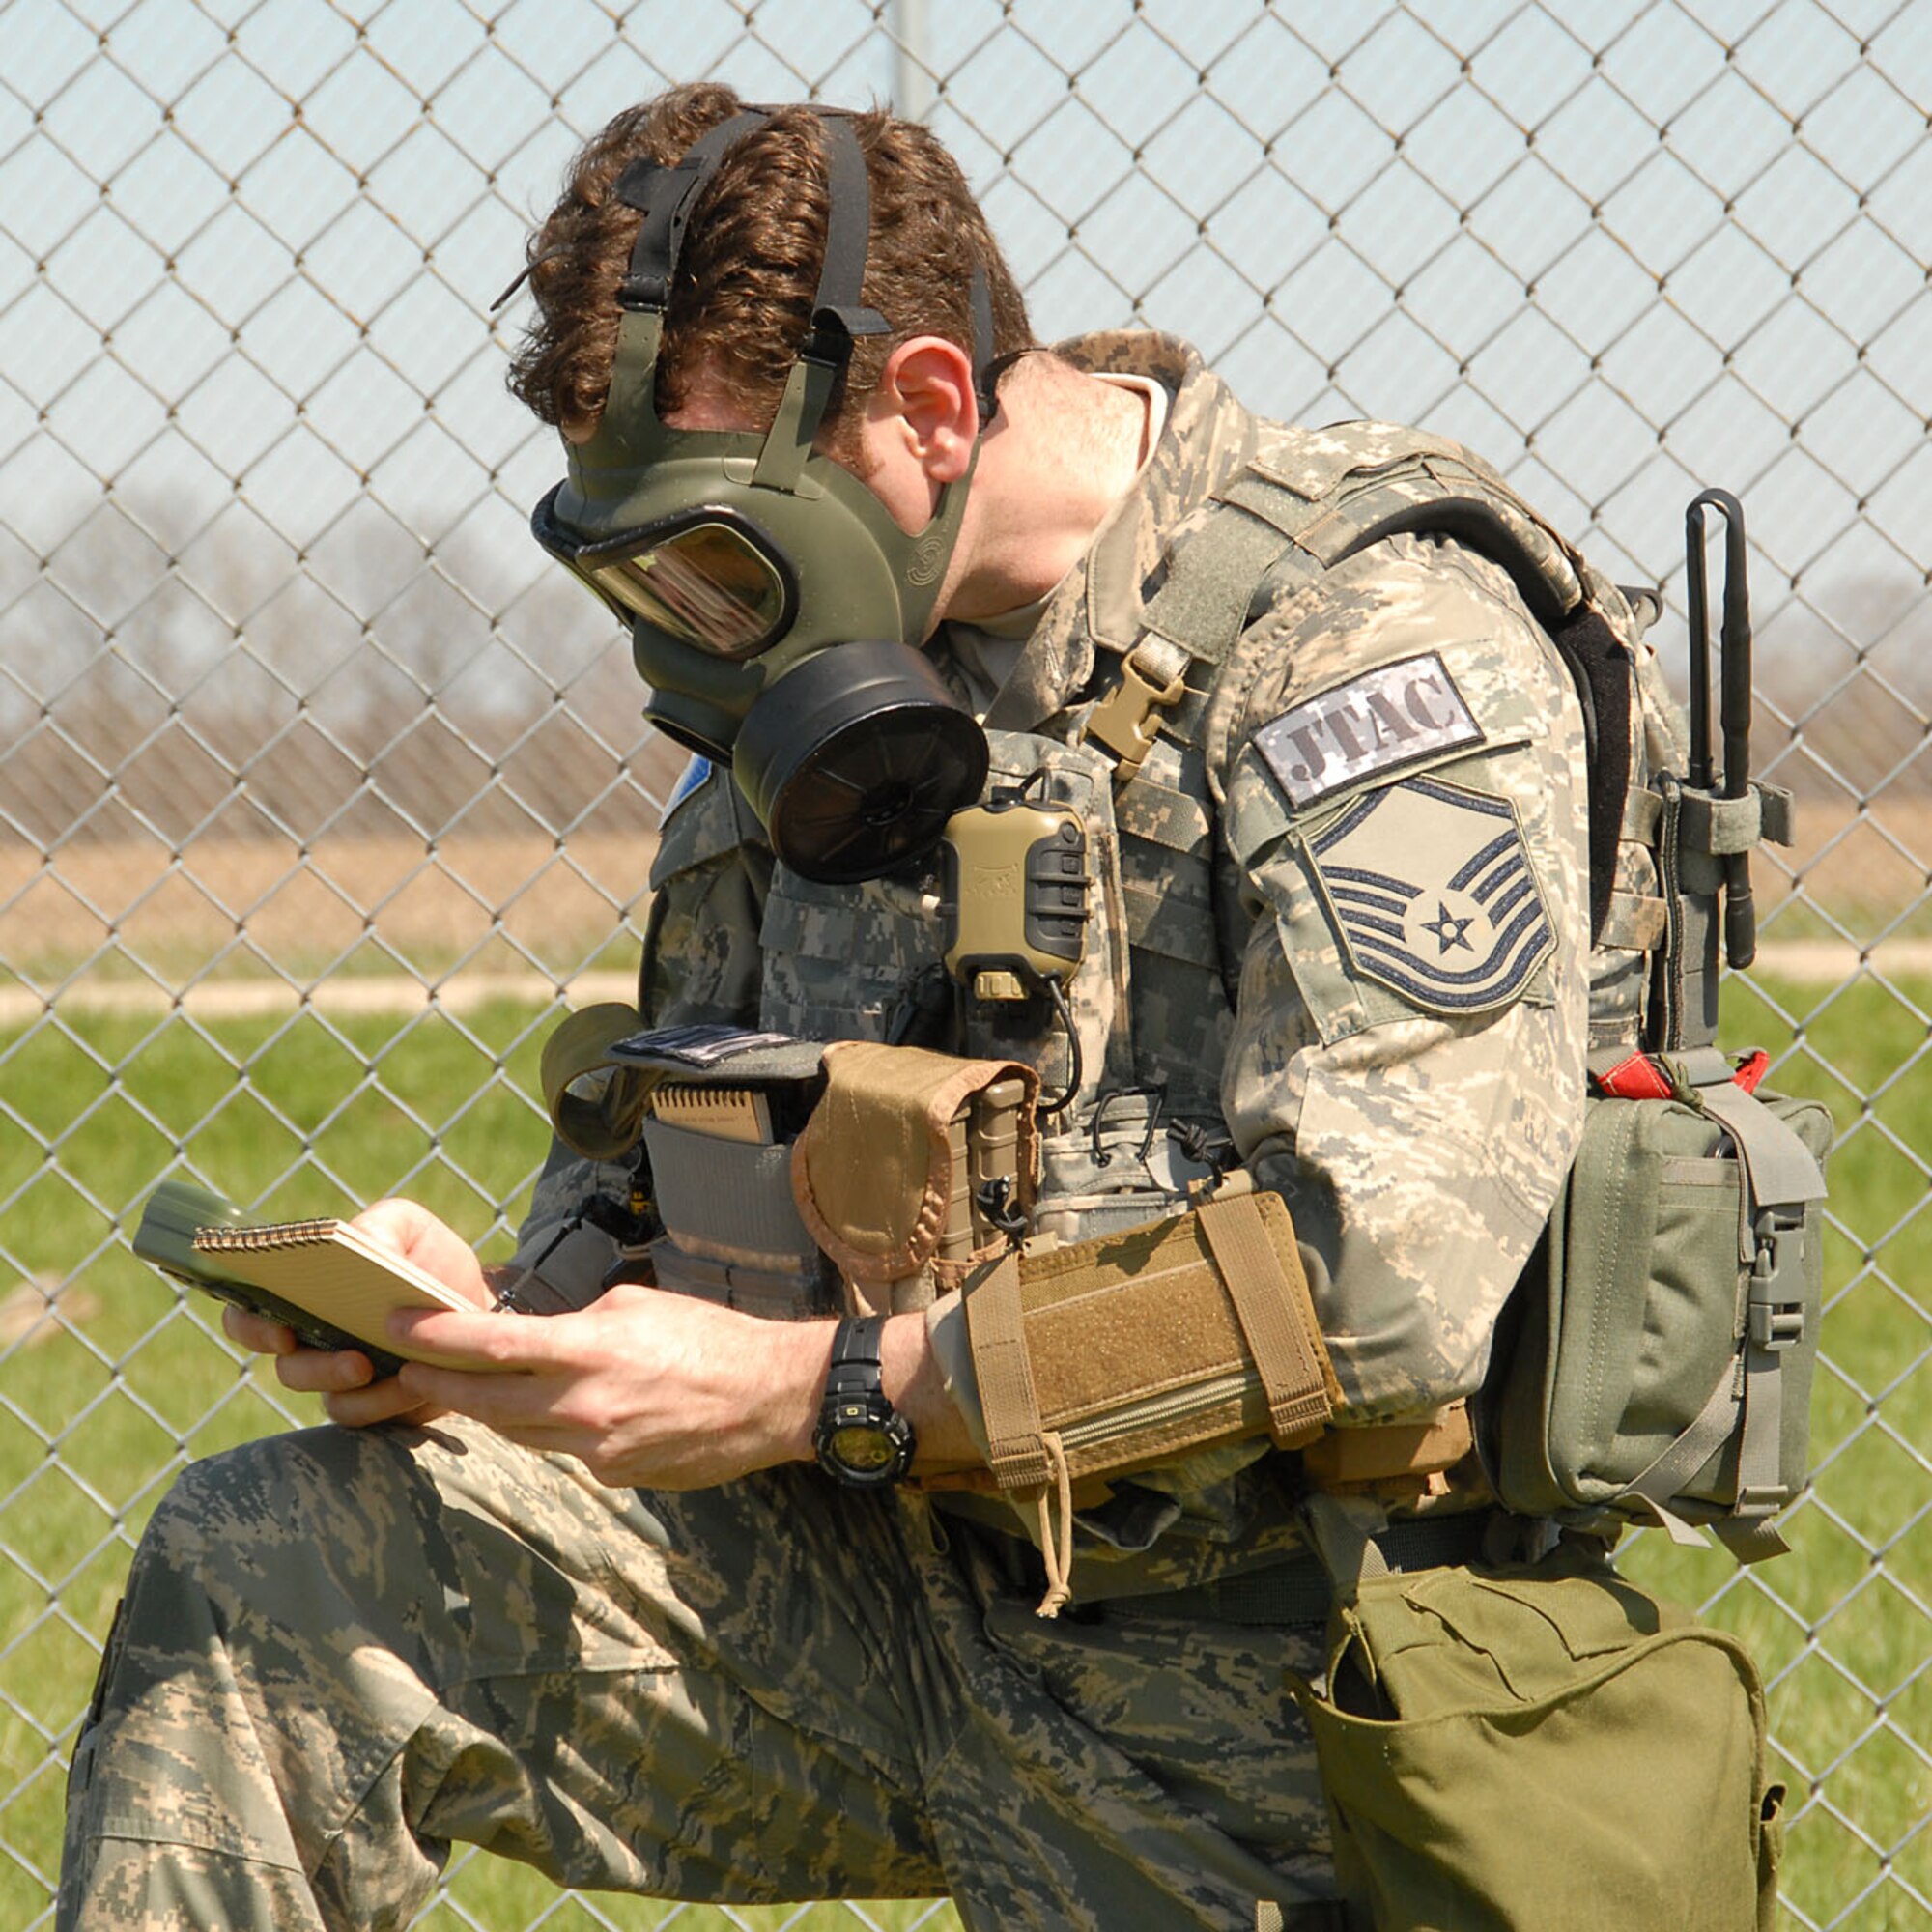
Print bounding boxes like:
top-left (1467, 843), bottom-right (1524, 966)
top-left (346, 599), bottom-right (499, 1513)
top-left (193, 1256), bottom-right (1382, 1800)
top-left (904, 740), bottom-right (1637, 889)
top-left (8, 0), bottom-right (1932, 1925)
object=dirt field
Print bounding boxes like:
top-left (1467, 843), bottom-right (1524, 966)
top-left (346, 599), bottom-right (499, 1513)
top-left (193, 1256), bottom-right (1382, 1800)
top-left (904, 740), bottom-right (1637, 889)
top-left (0, 830), bottom-right (663, 982)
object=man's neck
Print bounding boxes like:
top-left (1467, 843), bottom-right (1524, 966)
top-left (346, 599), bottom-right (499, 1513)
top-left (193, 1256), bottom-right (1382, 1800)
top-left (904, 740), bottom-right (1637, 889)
top-left (936, 354), bottom-right (1151, 627)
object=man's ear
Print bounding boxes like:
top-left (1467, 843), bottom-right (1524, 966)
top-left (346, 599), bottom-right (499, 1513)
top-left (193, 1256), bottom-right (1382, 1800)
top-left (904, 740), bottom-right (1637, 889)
top-left (876, 336), bottom-right (980, 483)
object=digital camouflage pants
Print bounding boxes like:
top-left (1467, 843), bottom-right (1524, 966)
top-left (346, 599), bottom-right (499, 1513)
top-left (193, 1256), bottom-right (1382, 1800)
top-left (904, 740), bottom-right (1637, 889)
top-left (58, 1414), bottom-right (1338, 1930)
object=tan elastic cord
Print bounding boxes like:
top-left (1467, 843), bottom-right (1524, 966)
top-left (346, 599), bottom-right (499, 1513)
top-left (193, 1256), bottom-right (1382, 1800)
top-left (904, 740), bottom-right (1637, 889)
top-left (1034, 1433), bottom-right (1075, 1619)
top-left (965, 1249), bottom-right (1077, 1617)
top-left (1196, 1193), bottom-right (1336, 1449)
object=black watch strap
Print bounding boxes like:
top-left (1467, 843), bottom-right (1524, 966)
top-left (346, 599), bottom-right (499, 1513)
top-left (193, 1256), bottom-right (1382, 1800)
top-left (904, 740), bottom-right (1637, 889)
top-left (827, 1314), bottom-right (887, 1385)
top-left (814, 1316), bottom-right (916, 1487)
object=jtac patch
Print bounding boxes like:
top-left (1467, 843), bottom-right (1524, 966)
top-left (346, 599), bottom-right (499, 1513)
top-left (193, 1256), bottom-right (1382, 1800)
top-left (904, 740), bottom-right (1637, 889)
top-left (1308, 774), bottom-right (1553, 1014)
top-left (1253, 652), bottom-right (1483, 810)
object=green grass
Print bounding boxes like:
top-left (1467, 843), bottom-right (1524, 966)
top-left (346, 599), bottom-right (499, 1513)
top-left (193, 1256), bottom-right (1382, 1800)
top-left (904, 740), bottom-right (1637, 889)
top-left (2, 979), bottom-right (1929, 1927)
top-left (1617, 974), bottom-right (1932, 1932)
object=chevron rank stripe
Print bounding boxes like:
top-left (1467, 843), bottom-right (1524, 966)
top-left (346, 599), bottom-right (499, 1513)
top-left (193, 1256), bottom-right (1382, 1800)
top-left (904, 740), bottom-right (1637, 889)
top-left (1309, 774), bottom-right (1554, 1013)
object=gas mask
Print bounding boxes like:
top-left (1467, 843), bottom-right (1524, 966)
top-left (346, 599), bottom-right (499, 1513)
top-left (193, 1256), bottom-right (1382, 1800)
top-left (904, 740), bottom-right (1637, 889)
top-left (529, 107), bottom-right (999, 884)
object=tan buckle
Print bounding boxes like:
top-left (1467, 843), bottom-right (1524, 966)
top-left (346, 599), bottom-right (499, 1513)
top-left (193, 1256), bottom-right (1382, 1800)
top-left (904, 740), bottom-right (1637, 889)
top-left (1086, 644), bottom-right (1187, 781)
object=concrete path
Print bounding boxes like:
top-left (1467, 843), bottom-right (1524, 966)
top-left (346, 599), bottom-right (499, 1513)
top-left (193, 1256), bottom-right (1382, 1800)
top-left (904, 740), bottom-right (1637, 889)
top-left (0, 970), bottom-right (640, 1027)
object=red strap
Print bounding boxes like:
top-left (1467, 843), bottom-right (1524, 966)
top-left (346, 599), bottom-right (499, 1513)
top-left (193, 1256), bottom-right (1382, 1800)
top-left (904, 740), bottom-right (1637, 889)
top-left (1593, 1051), bottom-right (1674, 1101)
top-left (1591, 1049), bottom-right (1771, 1100)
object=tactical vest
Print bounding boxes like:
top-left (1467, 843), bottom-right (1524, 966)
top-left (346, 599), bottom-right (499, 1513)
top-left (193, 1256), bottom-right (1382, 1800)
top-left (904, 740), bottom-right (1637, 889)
top-left (1067, 429), bottom-right (1824, 1563)
top-left (726, 422), bottom-right (1674, 1251)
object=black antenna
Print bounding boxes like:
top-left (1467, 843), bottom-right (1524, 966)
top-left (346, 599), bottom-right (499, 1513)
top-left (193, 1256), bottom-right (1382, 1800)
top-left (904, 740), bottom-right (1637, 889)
top-left (1685, 489), bottom-right (1756, 969)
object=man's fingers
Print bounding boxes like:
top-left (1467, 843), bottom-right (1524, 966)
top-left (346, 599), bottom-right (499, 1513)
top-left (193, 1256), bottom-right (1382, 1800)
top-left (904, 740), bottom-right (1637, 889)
top-left (321, 1381), bottom-right (446, 1429)
top-left (387, 1306), bottom-right (561, 1369)
top-left (222, 1304), bottom-right (296, 1355)
top-left (352, 1197), bottom-right (436, 1248)
top-left (273, 1346), bottom-right (379, 1396)
top-left (352, 1198), bottom-right (490, 1307)
top-left (394, 1357), bottom-right (577, 1430)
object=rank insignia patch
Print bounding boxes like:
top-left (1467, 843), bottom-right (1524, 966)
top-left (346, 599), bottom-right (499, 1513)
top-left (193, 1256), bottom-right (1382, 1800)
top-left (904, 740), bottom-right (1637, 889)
top-left (1307, 774), bottom-right (1554, 1014)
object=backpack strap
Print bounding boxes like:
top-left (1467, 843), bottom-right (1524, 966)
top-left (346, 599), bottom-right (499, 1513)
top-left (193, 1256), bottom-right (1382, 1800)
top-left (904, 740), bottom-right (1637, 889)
top-left (1609, 1047), bottom-right (1827, 1562)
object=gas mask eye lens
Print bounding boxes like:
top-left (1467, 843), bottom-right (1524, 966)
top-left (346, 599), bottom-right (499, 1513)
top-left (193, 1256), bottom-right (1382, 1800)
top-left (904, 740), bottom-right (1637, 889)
top-left (530, 490), bottom-right (795, 660)
top-left (588, 522), bottom-right (789, 659)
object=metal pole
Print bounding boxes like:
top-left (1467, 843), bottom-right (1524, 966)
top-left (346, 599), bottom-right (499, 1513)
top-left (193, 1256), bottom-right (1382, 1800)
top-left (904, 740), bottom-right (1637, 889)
top-left (895, 0), bottom-right (932, 122)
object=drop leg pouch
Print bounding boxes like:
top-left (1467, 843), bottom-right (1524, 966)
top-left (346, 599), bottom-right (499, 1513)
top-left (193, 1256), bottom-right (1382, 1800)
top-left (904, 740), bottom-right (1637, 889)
top-left (1290, 1539), bottom-right (1782, 1932)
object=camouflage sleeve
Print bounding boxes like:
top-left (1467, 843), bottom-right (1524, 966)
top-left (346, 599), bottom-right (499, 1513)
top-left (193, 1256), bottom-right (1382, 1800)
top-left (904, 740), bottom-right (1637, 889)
top-left (638, 757), bottom-right (774, 1031)
top-left (1216, 532), bottom-right (1591, 1423)
top-left (505, 757), bottom-right (771, 1309)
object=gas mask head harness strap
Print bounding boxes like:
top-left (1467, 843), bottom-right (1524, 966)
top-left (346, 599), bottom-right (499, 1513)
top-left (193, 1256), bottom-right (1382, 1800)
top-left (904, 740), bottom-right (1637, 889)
top-left (531, 104), bottom-right (1004, 884)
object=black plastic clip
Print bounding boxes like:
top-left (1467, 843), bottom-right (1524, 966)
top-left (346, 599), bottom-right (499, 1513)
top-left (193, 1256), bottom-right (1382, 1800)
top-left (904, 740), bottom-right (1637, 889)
top-left (975, 1175), bottom-right (1029, 1246)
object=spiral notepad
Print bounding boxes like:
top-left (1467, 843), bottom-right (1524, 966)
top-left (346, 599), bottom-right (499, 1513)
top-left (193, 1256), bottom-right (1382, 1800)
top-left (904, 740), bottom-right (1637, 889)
top-left (186, 1217), bottom-right (489, 1371)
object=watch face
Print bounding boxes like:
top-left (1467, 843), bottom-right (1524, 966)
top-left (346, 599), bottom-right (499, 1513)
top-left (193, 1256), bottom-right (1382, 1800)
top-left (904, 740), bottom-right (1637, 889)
top-left (826, 1421), bottom-right (898, 1473)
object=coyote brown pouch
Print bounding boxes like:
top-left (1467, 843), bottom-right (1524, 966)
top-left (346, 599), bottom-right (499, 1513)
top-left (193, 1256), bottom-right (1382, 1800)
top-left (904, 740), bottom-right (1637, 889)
top-left (791, 1039), bottom-right (1039, 1316)
top-left (959, 1190), bottom-right (1340, 1612)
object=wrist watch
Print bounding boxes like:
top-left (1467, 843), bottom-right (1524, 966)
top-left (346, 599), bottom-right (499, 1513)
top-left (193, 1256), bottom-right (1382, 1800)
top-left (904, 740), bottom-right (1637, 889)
top-left (813, 1316), bottom-right (917, 1487)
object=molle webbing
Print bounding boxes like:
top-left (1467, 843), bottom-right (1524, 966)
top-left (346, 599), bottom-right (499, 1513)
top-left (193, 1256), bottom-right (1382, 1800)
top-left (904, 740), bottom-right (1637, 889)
top-left (1595, 787), bottom-right (1670, 953)
top-left (963, 1190), bottom-right (1338, 1498)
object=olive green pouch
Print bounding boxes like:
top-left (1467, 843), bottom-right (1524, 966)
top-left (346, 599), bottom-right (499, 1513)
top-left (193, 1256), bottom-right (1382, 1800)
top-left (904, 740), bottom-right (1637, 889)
top-left (1488, 1051), bottom-right (1831, 1561)
top-left (1292, 1533), bottom-right (1783, 1931)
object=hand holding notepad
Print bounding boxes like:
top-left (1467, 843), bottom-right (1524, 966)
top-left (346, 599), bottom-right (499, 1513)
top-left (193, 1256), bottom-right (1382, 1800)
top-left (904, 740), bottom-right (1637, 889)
top-left (133, 1179), bottom-right (497, 1377)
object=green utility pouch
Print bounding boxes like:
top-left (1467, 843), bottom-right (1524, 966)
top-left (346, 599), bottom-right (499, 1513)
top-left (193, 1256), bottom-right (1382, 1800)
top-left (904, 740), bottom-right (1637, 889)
top-left (1291, 1535), bottom-right (1783, 1931)
top-left (1488, 1048), bottom-right (1832, 1560)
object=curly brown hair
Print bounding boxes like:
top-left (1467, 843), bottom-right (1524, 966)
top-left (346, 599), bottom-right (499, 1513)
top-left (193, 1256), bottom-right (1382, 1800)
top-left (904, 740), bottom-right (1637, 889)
top-left (505, 85), bottom-right (1034, 450)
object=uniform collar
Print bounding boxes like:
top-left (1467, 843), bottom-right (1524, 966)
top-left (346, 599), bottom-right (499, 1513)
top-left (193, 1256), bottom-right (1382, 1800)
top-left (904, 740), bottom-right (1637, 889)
top-left (968, 332), bottom-right (1251, 733)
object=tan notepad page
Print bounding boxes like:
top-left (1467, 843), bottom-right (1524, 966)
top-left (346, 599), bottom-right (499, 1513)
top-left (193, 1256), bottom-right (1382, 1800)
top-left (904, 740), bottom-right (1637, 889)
top-left (191, 1220), bottom-right (499, 1372)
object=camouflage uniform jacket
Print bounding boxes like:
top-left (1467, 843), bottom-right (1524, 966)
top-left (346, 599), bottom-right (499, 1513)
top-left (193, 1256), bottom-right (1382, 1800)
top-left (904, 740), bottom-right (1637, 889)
top-left (528, 332), bottom-right (1603, 1600)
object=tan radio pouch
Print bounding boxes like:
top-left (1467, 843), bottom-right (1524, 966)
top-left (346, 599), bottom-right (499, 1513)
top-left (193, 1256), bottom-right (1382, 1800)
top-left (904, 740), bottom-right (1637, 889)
top-left (791, 1039), bottom-right (1040, 1316)
top-left (960, 1189), bottom-right (1340, 1614)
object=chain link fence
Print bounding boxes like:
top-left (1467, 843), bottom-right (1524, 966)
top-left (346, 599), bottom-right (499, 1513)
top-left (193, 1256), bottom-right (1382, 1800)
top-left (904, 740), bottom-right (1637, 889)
top-left (3, 0), bottom-right (1929, 1924)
